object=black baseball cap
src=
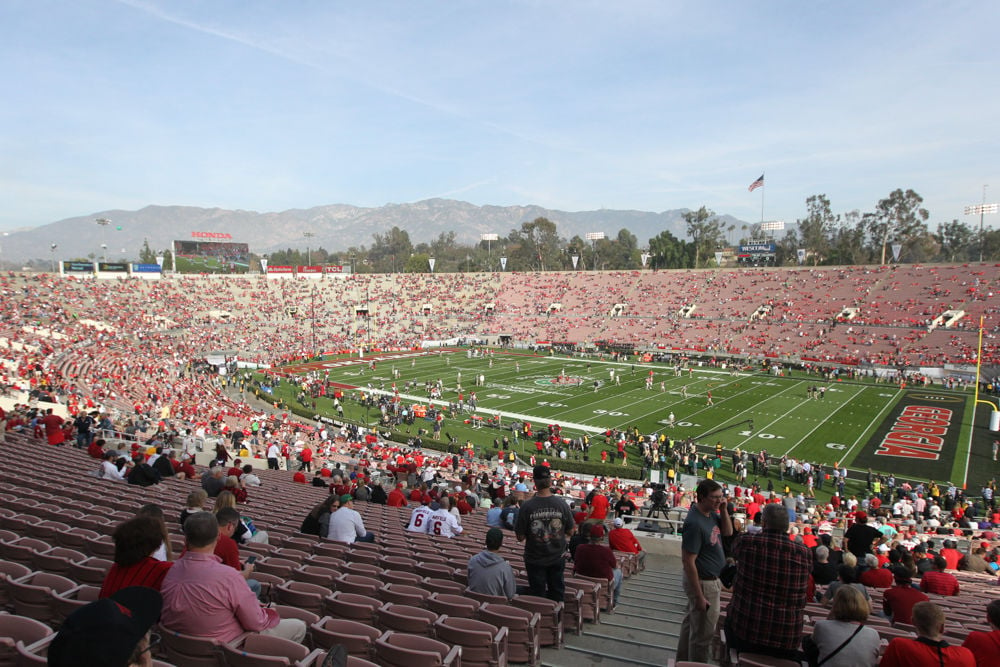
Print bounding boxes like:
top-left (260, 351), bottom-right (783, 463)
top-left (48, 586), bottom-right (162, 667)
top-left (532, 465), bottom-right (551, 480)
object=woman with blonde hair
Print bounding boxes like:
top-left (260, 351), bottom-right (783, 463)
top-left (214, 491), bottom-right (268, 544)
top-left (224, 475), bottom-right (248, 503)
top-left (179, 489), bottom-right (208, 527)
top-left (806, 585), bottom-right (881, 666)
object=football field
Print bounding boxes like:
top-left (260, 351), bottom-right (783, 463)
top-left (275, 348), bottom-right (988, 489)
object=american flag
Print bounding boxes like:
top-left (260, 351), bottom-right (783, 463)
top-left (748, 174), bottom-right (764, 192)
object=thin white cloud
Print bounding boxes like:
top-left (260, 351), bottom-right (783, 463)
top-left (427, 179), bottom-right (496, 200)
top-left (114, 0), bottom-right (318, 68)
top-left (113, 0), bottom-right (539, 147)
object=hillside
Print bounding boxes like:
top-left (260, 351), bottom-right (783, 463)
top-left (0, 199), bottom-right (747, 265)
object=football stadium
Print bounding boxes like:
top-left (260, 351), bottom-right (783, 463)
top-left (0, 261), bottom-right (998, 666)
top-left (6, 3), bottom-right (1000, 664)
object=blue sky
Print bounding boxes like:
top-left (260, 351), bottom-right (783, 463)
top-left (2, 1), bottom-right (998, 233)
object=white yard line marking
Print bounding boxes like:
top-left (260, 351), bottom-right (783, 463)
top-left (837, 388), bottom-right (901, 467)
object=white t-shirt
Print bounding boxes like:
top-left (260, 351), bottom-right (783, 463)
top-left (101, 460), bottom-right (126, 481)
top-left (406, 506), bottom-right (433, 533)
top-left (429, 509), bottom-right (463, 538)
top-left (327, 507), bottom-right (367, 544)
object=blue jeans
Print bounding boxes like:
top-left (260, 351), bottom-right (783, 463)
top-left (611, 568), bottom-right (622, 605)
top-left (525, 559), bottom-right (566, 602)
top-left (355, 532), bottom-right (376, 543)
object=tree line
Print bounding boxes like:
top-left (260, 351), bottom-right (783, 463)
top-left (131, 188), bottom-right (1000, 273)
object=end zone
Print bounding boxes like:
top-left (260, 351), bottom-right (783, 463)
top-left (852, 391), bottom-right (964, 481)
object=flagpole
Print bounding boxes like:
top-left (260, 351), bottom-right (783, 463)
top-left (760, 172), bottom-right (765, 224)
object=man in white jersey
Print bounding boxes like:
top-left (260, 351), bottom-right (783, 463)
top-left (429, 498), bottom-right (463, 538)
top-left (406, 501), bottom-right (433, 534)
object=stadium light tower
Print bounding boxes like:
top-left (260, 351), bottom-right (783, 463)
top-left (585, 232), bottom-right (605, 271)
top-left (95, 217), bottom-right (111, 258)
top-left (100, 244), bottom-right (108, 262)
top-left (965, 186), bottom-right (997, 262)
top-left (50, 243), bottom-right (58, 273)
top-left (480, 233), bottom-right (498, 271)
top-left (303, 231), bottom-right (316, 266)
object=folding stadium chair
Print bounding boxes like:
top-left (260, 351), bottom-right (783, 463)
top-left (14, 635), bottom-right (56, 666)
top-left (32, 547), bottom-right (87, 576)
top-left (275, 581), bottom-right (329, 616)
top-left (0, 538), bottom-right (50, 568)
top-left (52, 527), bottom-right (100, 550)
top-left (422, 577), bottom-right (465, 596)
top-left (568, 574), bottom-right (613, 614)
top-left (68, 557), bottom-right (112, 586)
top-left (478, 603), bottom-right (541, 667)
top-left (379, 569), bottom-right (423, 586)
top-left (26, 520), bottom-right (70, 542)
top-left (309, 617), bottom-right (381, 656)
top-left (322, 592), bottom-right (381, 626)
top-left (8, 571), bottom-right (77, 624)
top-left (433, 615), bottom-right (509, 667)
top-left (564, 577), bottom-right (601, 624)
top-left (312, 542), bottom-right (349, 559)
top-left (511, 594), bottom-right (564, 648)
top-left (374, 602), bottom-right (440, 636)
top-left (558, 587), bottom-right (586, 636)
top-left (334, 574), bottom-right (381, 597)
top-left (380, 556), bottom-right (417, 572)
top-left (291, 565), bottom-right (339, 587)
top-left (220, 633), bottom-right (325, 667)
top-left (426, 592), bottom-right (482, 618)
top-left (343, 563), bottom-right (383, 578)
top-left (273, 548), bottom-right (311, 564)
top-left (159, 626), bottom-right (242, 667)
top-left (414, 561), bottom-right (456, 580)
top-left (344, 552), bottom-right (383, 569)
top-left (373, 631), bottom-right (461, 667)
top-left (50, 584), bottom-right (101, 627)
top-left (254, 557), bottom-right (299, 579)
top-left (303, 555), bottom-right (346, 572)
top-left (281, 536), bottom-right (319, 552)
top-left (84, 534), bottom-right (116, 559)
top-left (0, 614), bottom-right (54, 667)
top-left (465, 588), bottom-right (509, 606)
top-left (0, 560), bottom-right (32, 609)
top-left (376, 583), bottom-right (431, 608)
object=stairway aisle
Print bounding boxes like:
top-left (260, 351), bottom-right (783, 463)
top-left (542, 553), bottom-right (685, 667)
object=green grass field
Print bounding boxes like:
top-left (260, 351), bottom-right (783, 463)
top-left (269, 348), bottom-right (990, 492)
top-left (174, 255), bottom-right (250, 273)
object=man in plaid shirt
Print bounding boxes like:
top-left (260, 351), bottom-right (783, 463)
top-left (724, 503), bottom-right (812, 661)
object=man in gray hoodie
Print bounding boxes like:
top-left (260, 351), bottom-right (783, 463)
top-left (467, 528), bottom-right (516, 600)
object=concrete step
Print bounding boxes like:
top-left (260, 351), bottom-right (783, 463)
top-left (607, 605), bottom-right (685, 631)
top-left (541, 552), bottom-right (684, 667)
top-left (542, 628), bottom-right (676, 666)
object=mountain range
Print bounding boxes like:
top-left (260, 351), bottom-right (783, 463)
top-left (0, 199), bottom-right (749, 265)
